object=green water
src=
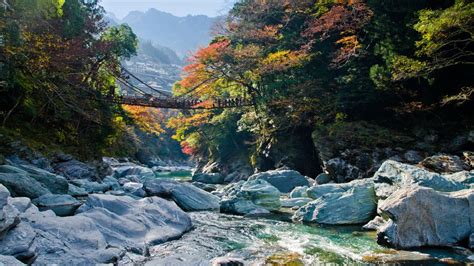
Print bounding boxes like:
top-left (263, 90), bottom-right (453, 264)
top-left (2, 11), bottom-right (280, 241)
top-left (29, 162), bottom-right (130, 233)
top-left (154, 170), bottom-right (193, 181)
top-left (148, 171), bottom-right (471, 265)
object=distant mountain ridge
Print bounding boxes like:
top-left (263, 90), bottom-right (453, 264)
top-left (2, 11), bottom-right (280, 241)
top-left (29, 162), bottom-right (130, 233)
top-left (114, 9), bottom-right (217, 57)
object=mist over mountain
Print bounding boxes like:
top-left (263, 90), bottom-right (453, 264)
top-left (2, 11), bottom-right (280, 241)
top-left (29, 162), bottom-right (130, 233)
top-left (118, 9), bottom-right (217, 57)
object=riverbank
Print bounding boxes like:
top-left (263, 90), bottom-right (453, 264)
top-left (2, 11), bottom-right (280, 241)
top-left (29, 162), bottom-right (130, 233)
top-left (0, 144), bottom-right (472, 264)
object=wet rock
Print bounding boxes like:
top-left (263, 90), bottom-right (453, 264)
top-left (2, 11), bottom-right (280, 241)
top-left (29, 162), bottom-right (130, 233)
top-left (144, 179), bottom-right (220, 211)
top-left (373, 160), bottom-right (467, 199)
top-left (293, 179), bottom-right (376, 225)
top-left (77, 194), bottom-right (193, 254)
top-left (122, 182), bottom-right (146, 198)
top-left (220, 179), bottom-right (281, 215)
top-left (281, 198), bottom-right (312, 208)
top-left (362, 216), bottom-right (386, 231)
top-left (248, 170), bottom-right (309, 193)
top-left (315, 173), bottom-right (332, 185)
top-left (421, 154), bottom-right (470, 173)
top-left (32, 194), bottom-right (82, 216)
top-left (192, 173), bottom-right (225, 184)
top-left (0, 255), bottom-right (24, 265)
top-left (265, 252), bottom-right (304, 266)
top-left (53, 159), bottom-right (98, 180)
top-left (377, 187), bottom-right (473, 249)
top-left (289, 186), bottom-right (308, 198)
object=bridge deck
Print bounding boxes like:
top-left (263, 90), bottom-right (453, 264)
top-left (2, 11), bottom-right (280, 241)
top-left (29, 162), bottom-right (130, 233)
top-left (113, 95), bottom-right (254, 110)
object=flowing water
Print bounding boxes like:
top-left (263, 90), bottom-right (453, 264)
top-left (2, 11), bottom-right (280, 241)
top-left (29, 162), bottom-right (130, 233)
top-left (145, 171), bottom-right (471, 266)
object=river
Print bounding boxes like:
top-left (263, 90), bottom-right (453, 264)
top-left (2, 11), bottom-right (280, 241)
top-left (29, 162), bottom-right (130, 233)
top-left (144, 171), bottom-right (470, 265)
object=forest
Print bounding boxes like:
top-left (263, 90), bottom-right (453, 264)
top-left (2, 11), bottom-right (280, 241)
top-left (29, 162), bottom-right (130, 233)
top-left (0, 0), bottom-right (184, 161)
top-left (170, 0), bottom-right (474, 178)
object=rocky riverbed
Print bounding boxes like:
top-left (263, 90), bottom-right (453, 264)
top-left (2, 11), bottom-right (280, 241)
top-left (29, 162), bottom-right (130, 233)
top-left (0, 152), bottom-right (472, 265)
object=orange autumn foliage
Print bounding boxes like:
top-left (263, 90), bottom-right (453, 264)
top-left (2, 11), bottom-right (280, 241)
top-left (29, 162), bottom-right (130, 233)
top-left (122, 105), bottom-right (166, 136)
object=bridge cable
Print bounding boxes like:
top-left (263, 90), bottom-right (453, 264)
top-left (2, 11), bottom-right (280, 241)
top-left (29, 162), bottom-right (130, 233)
top-left (121, 67), bottom-right (171, 97)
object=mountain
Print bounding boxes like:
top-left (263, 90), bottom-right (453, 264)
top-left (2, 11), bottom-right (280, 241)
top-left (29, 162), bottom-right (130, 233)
top-left (104, 12), bottom-right (119, 26)
top-left (120, 9), bottom-right (217, 57)
top-left (139, 41), bottom-right (183, 65)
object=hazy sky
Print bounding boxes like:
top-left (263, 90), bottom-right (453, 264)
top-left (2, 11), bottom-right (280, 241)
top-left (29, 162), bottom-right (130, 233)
top-left (100, 0), bottom-right (235, 19)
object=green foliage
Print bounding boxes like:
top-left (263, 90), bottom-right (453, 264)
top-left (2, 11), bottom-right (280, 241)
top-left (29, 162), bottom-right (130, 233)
top-left (101, 24), bottom-right (138, 60)
top-left (171, 0), bottom-right (473, 171)
top-left (0, 0), bottom-right (142, 158)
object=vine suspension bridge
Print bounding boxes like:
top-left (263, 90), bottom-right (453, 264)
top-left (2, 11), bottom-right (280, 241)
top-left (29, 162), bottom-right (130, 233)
top-left (110, 68), bottom-right (254, 110)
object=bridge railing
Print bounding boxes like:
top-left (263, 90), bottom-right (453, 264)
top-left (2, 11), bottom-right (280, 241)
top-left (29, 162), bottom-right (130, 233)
top-left (110, 95), bottom-right (254, 109)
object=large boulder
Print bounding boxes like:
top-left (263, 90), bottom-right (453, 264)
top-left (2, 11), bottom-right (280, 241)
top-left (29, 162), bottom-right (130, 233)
top-left (373, 160), bottom-right (467, 199)
top-left (102, 176), bottom-right (121, 190)
top-left (122, 182), bottom-right (146, 198)
top-left (113, 165), bottom-right (155, 180)
top-left (144, 179), bottom-right (220, 211)
top-left (77, 194), bottom-right (193, 254)
top-left (25, 210), bottom-right (123, 264)
top-left (0, 255), bottom-right (24, 265)
top-left (377, 187), bottom-right (473, 249)
top-left (0, 172), bottom-right (49, 199)
top-left (281, 198), bottom-right (312, 208)
top-left (289, 186), bottom-right (308, 198)
top-left (314, 173), bottom-right (332, 185)
top-left (0, 190), bottom-right (129, 264)
top-left (220, 179), bottom-right (281, 215)
top-left (70, 179), bottom-right (113, 193)
top-left (1, 165), bottom-right (68, 195)
top-left (444, 171), bottom-right (474, 186)
top-left (0, 222), bottom-right (36, 263)
top-left (293, 179), bottom-right (376, 225)
top-left (0, 185), bottom-right (9, 209)
top-left (53, 159), bottom-right (99, 180)
top-left (248, 170), bottom-right (309, 193)
top-left (0, 165), bottom-right (69, 197)
top-left (421, 154), bottom-right (470, 173)
top-left (0, 186), bottom-right (20, 239)
top-left (32, 194), bottom-right (82, 216)
top-left (362, 216), bottom-right (386, 231)
top-left (67, 183), bottom-right (88, 197)
top-left (192, 173), bottom-right (225, 184)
